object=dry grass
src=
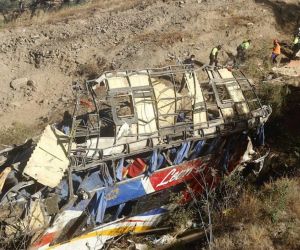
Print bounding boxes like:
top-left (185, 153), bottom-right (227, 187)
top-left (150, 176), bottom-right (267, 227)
top-left (261, 178), bottom-right (300, 223)
top-left (212, 177), bottom-right (300, 250)
top-left (242, 40), bottom-right (273, 80)
top-left (231, 193), bottom-right (262, 223)
top-left (227, 15), bottom-right (256, 27)
top-left (237, 225), bottom-right (274, 250)
top-left (212, 234), bottom-right (234, 250)
top-left (213, 225), bottom-right (274, 250)
top-left (2, 0), bottom-right (155, 28)
top-left (257, 83), bottom-right (288, 116)
top-left (43, 0), bottom-right (139, 24)
top-left (134, 30), bottom-right (192, 47)
top-left (77, 56), bottom-right (108, 79)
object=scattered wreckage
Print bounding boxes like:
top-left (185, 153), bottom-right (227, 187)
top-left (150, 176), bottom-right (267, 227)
top-left (0, 65), bottom-right (271, 249)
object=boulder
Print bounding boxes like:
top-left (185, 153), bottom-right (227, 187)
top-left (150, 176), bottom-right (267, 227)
top-left (10, 78), bottom-right (28, 90)
top-left (27, 80), bottom-right (37, 91)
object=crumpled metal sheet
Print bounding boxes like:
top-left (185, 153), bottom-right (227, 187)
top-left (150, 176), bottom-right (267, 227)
top-left (0, 167), bottom-right (12, 192)
top-left (23, 125), bottom-right (69, 188)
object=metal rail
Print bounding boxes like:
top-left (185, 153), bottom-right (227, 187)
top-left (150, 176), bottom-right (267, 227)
top-left (68, 66), bottom-right (271, 171)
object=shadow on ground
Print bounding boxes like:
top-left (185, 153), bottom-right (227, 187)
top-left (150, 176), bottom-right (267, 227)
top-left (255, 0), bottom-right (300, 32)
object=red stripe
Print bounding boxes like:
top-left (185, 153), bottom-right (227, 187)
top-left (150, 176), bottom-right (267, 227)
top-left (30, 232), bottom-right (56, 249)
top-left (124, 219), bottom-right (145, 222)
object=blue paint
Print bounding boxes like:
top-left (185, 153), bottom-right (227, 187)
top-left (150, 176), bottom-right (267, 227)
top-left (88, 190), bottom-right (107, 224)
top-left (106, 179), bottom-right (147, 207)
top-left (173, 142), bottom-right (191, 165)
top-left (116, 158), bottom-right (124, 181)
top-left (80, 171), bottom-right (105, 191)
top-left (138, 207), bottom-right (168, 216)
top-left (190, 140), bottom-right (205, 160)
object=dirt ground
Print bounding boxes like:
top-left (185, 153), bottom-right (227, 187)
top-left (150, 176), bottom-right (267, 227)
top-left (0, 0), bottom-right (299, 135)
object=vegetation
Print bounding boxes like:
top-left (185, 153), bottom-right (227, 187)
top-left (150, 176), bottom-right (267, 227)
top-left (212, 177), bottom-right (300, 250)
top-left (165, 84), bottom-right (300, 249)
top-left (242, 40), bottom-right (273, 80)
top-left (0, 0), bottom-right (145, 27)
top-left (77, 57), bottom-right (108, 79)
top-left (212, 75), bottom-right (300, 249)
top-left (0, 122), bottom-right (38, 146)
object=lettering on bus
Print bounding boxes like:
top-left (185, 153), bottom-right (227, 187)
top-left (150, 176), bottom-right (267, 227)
top-left (156, 167), bottom-right (194, 188)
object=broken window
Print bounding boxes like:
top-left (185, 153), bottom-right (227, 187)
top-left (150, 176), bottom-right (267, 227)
top-left (114, 93), bottom-right (135, 119)
top-left (216, 85), bottom-right (232, 104)
top-left (201, 83), bottom-right (222, 121)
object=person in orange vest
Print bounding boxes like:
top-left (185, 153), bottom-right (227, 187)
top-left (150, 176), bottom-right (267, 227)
top-left (271, 39), bottom-right (281, 65)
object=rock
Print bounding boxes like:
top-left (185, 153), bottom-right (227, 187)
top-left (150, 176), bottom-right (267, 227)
top-left (179, 1), bottom-right (185, 7)
top-left (27, 80), bottom-right (37, 91)
top-left (167, 53), bottom-right (175, 59)
top-left (40, 116), bottom-right (49, 123)
top-left (59, 96), bottom-right (68, 103)
top-left (10, 78), bottom-right (28, 90)
top-left (11, 101), bottom-right (21, 108)
top-left (135, 243), bottom-right (148, 250)
top-left (266, 74), bottom-right (273, 80)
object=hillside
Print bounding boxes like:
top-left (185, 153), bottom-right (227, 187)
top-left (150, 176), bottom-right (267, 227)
top-left (0, 0), bottom-right (299, 135)
top-left (0, 1), bottom-right (299, 249)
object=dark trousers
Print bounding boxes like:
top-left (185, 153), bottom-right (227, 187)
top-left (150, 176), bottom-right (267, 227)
top-left (209, 54), bottom-right (217, 66)
top-left (236, 47), bottom-right (246, 62)
top-left (293, 43), bottom-right (300, 57)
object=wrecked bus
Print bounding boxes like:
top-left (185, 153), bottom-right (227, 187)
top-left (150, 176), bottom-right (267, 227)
top-left (0, 65), bottom-right (271, 249)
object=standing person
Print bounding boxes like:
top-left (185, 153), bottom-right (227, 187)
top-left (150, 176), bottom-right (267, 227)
top-left (19, 0), bottom-right (25, 13)
top-left (209, 45), bottom-right (222, 66)
top-left (292, 34), bottom-right (300, 58)
top-left (271, 39), bottom-right (281, 65)
top-left (236, 39), bottom-right (251, 63)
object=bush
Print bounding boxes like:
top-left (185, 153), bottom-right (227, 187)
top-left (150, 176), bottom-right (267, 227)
top-left (261, 178), bottom-right (300, 223)
top-left (257, 83), bottom-right (289, 117)
top-left (77, 57), bottom-right (108, 79)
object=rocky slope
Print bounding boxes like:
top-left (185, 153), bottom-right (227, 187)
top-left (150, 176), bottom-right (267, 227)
top-left (0, 0), bottom-right (298, 134)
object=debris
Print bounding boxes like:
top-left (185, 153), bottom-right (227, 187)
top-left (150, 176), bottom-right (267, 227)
top-left (157, 230), bottom-right (208, 250)
top-left (153, 234), bottom-right (176, 245)
top-left (0, 167), bottom-right (12, 192)
top-left (131, 227), bottom-right (172, 236)
top-left (135, 243), bottom-right (148, 250)
top-left (0, 65), bottom-right (271, 250)
top-left (23, 125), bottom-right (70, 188)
